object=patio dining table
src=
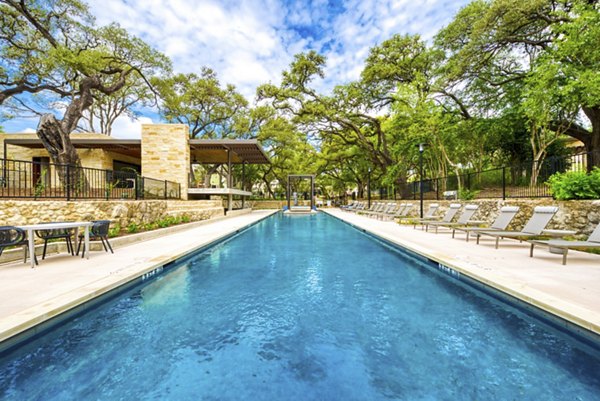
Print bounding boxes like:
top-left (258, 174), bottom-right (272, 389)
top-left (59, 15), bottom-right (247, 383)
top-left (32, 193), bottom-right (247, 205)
top-left (16, 221), bottom-right (93, 268)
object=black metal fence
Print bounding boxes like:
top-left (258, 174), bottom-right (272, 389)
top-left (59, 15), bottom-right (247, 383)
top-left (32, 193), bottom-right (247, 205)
top-left (0, 158), bottom-right (181, 200)
top-left (411, 151), bottom-right (598, 200)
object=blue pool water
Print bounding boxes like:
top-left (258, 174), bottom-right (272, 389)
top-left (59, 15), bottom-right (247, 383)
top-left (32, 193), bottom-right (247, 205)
top-left (1, 213), bottom-right (600, 400)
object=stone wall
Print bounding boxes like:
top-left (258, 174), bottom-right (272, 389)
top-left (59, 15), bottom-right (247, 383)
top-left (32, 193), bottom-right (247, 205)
top-left (141, 124), bottom-right (189, 200)
top-left (0, 199), bottom-right (223, 229)
top-left (394, 199), bottom-right (600, 237)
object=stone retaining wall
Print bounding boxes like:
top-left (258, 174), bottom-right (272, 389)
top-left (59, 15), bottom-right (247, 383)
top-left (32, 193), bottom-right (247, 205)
top-left (0, 199), bottom-right (224, 228)
top-left (369, 199), bottom-right (599, 237)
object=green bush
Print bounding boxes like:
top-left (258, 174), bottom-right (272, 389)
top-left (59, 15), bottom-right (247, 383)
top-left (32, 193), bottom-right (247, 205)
top-left (143, 222), bottom-right (158, 231)
top-left (108, 223), bottom-right (121, 238)
top-left (126, 222), bottom-right (140, 234)
top-left (459, 188), bottom-right (479, 200)
top-left (547, 168), bottom-right (600, 200)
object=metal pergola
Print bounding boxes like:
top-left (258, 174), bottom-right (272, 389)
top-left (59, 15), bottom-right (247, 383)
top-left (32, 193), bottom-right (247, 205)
top-left (287, 174), bottom-right (315, 210)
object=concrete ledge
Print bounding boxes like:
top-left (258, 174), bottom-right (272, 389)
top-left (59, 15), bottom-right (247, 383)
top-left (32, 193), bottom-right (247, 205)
top-left (0, 210), bottom-right (278, 347)
top-left (225, 208), bottom-right (253, 217)
top-left (322, 209), bottom-right (600, 337)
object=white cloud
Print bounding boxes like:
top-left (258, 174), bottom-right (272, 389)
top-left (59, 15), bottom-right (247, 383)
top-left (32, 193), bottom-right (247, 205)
top-left (4, 0), bottom-right (471, 133)
top-left (111, 116), bottom-right (154, 139)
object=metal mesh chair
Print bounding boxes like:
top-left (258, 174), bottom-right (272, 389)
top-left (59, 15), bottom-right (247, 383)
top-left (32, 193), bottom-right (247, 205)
top-left (0, 226), bottom-right (37, 265)
top-left (77, 220), bottom-right (114, 257)
top-left (35, 223), bottom-right (75, 260)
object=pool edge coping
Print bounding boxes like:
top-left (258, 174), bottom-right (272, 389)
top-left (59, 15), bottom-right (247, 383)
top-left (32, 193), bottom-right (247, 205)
top-left (0, 210), bottom-right (279, 351)
top-left (321, 209), bottom-right (600, 339)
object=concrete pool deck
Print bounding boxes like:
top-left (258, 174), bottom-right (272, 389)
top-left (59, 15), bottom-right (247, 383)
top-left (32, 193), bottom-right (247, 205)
top-left (0, 210), bottom-right (277, 346)
top-left (323, 209), bottom-right (600, 337)
top-left (1, 208), bottom-right (599, 349)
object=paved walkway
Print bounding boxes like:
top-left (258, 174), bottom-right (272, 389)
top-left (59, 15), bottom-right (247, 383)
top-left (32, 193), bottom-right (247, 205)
top-left (0, 210), bottom-right (276, 345)
top-left (323, 209), bottom-right (600, 337)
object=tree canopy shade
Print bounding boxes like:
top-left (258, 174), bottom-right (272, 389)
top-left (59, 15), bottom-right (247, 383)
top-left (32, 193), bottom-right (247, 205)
top-left (153, 68), bottom-right (248, 139)
top-left (0, 0), bottom-right (170, 183)
top-left (436, 0), bottom-right (600, 166)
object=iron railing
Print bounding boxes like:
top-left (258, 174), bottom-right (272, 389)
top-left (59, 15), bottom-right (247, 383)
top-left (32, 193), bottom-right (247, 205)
top-left (410, 151), bottom-right (598, 200)
top-left (0, 158), bottom-right (181, 200)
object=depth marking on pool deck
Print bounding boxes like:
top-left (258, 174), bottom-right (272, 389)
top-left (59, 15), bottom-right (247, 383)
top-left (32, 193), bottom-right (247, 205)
top-left (322, 209), bottom-right (600, 337)
top-left (0, 210), bottom-right (278, 348)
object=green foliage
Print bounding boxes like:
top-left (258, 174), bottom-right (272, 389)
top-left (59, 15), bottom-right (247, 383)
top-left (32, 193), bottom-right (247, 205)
top-left (126, 222), bottom-right (139, 234)
top-left (458, 188), bottom-right (479, 201)
top-left (108, 223), bottom-right (121, 238)
top-left (33, 168), bottom-right (48, 199)
top-left (547, 169), bottom-right (600, 200)
top-left (152, 68), bottom-right (247, 139)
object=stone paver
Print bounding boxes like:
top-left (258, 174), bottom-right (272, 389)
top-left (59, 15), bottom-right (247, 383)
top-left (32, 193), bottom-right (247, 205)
top-left (323, 209), bottom-right (600, 336)
top-left (0, 210), bottom-right (276, 344)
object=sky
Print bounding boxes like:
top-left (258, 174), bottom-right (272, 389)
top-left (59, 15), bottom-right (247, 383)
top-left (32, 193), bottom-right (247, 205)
top-left (2, 0), bottom-right (470, 138)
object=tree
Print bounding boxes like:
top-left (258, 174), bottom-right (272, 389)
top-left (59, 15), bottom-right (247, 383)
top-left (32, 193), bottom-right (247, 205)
top-left (153, 69), bottom-right (248, 139)
top-left (436, 0), bottom-right (600, 166)
top-left (78, 75), bottom-right (155, 135)
top-left (0, 0), bottom-right (170, 188)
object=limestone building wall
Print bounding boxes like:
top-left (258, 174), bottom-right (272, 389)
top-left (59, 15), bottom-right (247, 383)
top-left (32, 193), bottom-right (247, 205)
top-left (141, 124), bottom-right (189, 200)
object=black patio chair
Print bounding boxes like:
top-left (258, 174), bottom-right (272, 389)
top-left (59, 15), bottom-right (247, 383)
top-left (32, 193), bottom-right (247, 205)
top-left (35, 223), bottom-right (75, 260)
top-left (77, 220), bottom-right (114, 258)
top-left (0, 226), bottom-right (38, 265)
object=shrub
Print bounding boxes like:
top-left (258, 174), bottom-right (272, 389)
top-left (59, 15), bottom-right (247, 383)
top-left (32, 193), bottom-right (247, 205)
top-left (143, 222), bottom-right (158, 231)
top-left (126, 222), bottom-right (139, 234)
top-left (459, 188), bottom-right (479, 200)
top-left (547, 168), bottom-right (600, 200)
top-left (108, 223), bottom-right (121, 238)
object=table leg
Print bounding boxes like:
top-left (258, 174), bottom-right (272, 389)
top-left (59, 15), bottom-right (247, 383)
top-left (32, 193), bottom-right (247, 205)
top-left (28, 229), bottom-right (35, 268)
top-left (84, 225), bottom-right (90, 260)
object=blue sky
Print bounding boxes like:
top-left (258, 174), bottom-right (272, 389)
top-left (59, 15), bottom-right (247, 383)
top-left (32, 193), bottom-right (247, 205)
top-left (2, 0), bottom-right (470, 137)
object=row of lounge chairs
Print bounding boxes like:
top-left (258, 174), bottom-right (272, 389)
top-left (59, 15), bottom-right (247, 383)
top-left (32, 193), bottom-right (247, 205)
top-left (410, 203), bottom-right (599, 265)
top-left (344, 201), bottom-right (599, 265)
top-left (342, 201), bottom-right (415, 221)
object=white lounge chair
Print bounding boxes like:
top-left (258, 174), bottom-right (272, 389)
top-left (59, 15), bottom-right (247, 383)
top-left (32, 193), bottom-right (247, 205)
top-left (528, 224), bottom-right (600, 265)
top-left (452, 206), bottom-right (520, 242)
top-left (400, 203), bottom-right (439, 226)
top-left (477, 206), bottom-right (559, 249)
top-left (420, 203), bottom-right (462, 231)
top-left (425, 204), bottom-right (479, 234)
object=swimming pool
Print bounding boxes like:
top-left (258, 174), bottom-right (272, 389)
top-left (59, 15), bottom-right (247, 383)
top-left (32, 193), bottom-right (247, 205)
top-left (1, 212), bottom-right (599, 400)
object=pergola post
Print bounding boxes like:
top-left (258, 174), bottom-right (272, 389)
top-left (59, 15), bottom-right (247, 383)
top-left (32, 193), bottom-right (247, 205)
top-left (241, 161), bottom-right (246, 209)
top-left (227, 148), bottom-right (232, 212)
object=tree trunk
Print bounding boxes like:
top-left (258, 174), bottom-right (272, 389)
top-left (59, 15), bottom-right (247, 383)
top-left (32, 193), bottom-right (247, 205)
top-left (37, 114), bottom-right (88, 197)
top-left (586, 107), bottom-right (600, 170)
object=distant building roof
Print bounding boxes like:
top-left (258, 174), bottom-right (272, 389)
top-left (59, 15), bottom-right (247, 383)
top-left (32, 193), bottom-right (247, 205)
top-left (3, 137), bottom-right (270, 164)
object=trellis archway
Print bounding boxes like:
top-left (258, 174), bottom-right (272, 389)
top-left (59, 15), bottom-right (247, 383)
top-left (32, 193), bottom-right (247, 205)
top-left (287, 174), bottom-right (315, 211)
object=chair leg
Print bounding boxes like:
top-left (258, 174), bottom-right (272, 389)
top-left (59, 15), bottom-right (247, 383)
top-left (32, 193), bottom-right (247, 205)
top-left (42, 240), bottom-right (48, 260)
top-left (495, 237), bottom-right (499, 249)
top-left (100, 237), bottom-right (108, 252)
top-left (562, 249), bottom-right (568, 265)
top-left (76, 238), bottom-right (82, 256)
top-left (529, 243), bottom-right (535, 257)
top-left (104, 236), bottom-right (114, 253)
top-left (69, 236), bottom-right (74, 255)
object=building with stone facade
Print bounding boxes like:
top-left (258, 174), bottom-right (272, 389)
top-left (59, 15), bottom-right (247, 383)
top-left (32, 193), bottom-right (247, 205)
top-left (1, 124), bottom-right (269, 209)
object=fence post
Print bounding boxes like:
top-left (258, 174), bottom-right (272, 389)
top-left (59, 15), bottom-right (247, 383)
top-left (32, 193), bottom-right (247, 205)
top-left (502, 167), bottom-right (506, 200)
top-left (66, 164), bottom-right (71, 201)
top-left (134, 176), bottom-right (139, 200)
